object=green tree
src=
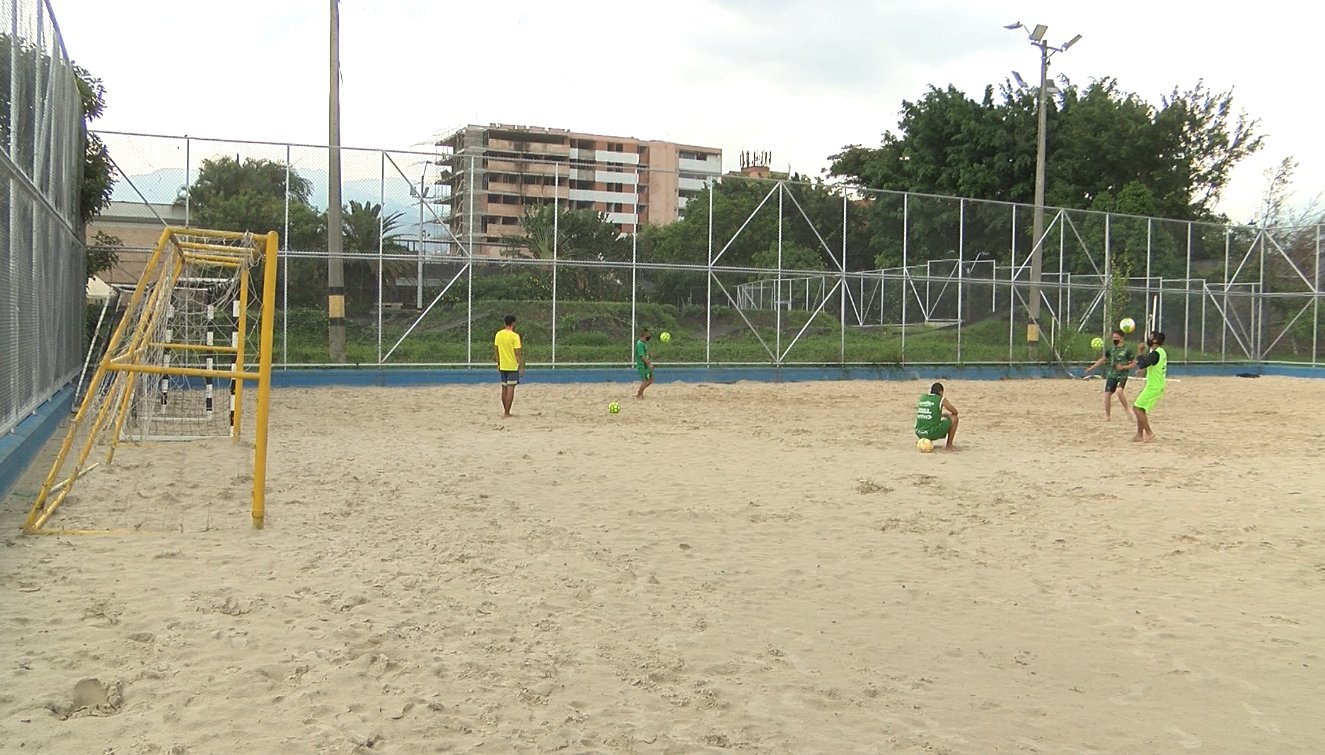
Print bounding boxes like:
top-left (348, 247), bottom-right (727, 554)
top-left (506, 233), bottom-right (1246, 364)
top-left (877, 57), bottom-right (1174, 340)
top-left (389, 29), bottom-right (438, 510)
top-left (87, 230), bottom-right (122, 277)
top-left (341, 200), bottom-right (406, 310)
top-left (181, 156), bottom-right (326, 306)
top-left (3, 41), bottom-right (117, 271)
top-left (181, 156), bottom-right (322, 244)
top-left (518, 206), bottom-right (629, 300)
top-left (73, 64), bottom-right (115, 229)
top-left (831, 78), bottom-right (1263, 224)
top-left (750, 241), bottom-right (826, 273)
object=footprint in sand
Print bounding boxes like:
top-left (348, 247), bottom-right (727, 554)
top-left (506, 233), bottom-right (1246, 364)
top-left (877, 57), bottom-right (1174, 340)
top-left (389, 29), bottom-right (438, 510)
top-left (1165, 727), bottom-right (1202, 750)
top-left (46, 678), bottom-right (125, 720)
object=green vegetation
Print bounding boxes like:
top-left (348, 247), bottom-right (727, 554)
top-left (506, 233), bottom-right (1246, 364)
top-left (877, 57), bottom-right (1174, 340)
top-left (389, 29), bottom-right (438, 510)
top-left (271, 300), bottom-right (1228, 366)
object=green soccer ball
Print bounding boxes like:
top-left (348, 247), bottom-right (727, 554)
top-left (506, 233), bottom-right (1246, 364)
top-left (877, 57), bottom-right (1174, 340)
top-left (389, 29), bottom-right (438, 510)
top-left (659, 331), bottom-right (672, 343)
top-left (608, 401), bottom-right (620, 414)
top-left (1091, 336), bottom-right (1104, 350)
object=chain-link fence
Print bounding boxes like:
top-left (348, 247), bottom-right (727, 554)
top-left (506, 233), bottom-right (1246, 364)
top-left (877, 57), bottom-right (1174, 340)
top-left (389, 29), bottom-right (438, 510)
top-left (93, 131), bottom-right (1323, 370)
top-left (1, 0), bottom-right (86, 436)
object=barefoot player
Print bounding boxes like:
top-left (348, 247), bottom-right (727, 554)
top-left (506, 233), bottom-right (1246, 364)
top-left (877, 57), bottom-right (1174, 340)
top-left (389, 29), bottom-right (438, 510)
top-left (1132, 331), bottom-right (1168, 442)
top-left (1083, 329), bottom-right (1135, 420)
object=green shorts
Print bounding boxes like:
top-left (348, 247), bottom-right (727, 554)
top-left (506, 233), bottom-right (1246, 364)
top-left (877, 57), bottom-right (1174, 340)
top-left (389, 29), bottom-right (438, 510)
top-left (636, 364), bottom-right (652, 381)
top-left (1134, 386), bottom-right (1163, 412)
top-left (916, 418), bottom-right (951, 441)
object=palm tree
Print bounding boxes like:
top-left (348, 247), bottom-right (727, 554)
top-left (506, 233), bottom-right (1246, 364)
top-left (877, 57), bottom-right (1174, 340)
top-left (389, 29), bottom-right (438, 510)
top-left (342, 200), bottom-right (407, 310)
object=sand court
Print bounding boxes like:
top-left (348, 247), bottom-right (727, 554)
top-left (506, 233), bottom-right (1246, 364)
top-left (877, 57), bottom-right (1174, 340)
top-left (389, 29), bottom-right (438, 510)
top-left (1, 376), bottom-right (1322, 752)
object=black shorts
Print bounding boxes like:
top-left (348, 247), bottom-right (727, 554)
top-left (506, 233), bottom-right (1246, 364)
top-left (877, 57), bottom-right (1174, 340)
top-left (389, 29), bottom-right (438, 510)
top-left (1105, 376), bottom-right (1128, 393)
top-left (499, 370), bottom-right (520, 386)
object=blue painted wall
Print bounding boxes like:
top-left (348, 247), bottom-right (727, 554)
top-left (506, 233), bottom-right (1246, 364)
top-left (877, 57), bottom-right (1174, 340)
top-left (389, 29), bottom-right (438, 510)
top-left (268, 361), bottom-right (1320, 389)
top-left (0, 387), bottom-right (73, 505)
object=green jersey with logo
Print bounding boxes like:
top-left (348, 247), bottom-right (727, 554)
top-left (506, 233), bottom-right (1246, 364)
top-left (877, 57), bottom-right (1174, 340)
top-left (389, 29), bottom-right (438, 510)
top-left (915, 393), bottom-right (944, 437)
top-left (1105, 343), bottom-right (1134, 380)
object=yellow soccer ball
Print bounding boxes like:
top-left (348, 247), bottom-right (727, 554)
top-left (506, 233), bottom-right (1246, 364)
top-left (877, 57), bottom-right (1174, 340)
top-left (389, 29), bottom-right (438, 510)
top-left (1119, 317), bottom-right (1136, 333)
top-left (1091, 336), bottom-right (1104, 350)
top-left (916, 437), bottom-right (934, 453)
top-left (659, 331), bottom-right (672, 343)
top-left (608, 401), bottom-right (621, 414)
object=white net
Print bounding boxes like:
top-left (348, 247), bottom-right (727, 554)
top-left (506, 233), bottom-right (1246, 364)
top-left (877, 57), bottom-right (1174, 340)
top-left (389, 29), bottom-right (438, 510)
top-left (27, 228), bottom-right (275, 533)
top-left (98, 230), bottom-right (261, 441)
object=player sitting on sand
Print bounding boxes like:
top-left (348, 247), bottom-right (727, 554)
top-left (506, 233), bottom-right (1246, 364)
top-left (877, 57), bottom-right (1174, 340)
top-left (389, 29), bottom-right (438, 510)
top-left (915, 382), bottom-right (959, 451)
top-left (1083, 329), bottom-right (1135, 420)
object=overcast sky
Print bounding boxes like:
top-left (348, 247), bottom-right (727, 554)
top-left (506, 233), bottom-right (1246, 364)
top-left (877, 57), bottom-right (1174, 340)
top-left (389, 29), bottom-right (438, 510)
top-left (52, 0), bottom-right (1318, 222)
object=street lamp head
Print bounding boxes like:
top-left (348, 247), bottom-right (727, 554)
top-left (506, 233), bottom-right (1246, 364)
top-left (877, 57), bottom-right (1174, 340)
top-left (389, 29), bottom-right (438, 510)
top-left (1012, 70), bottom-right (1029, 89)
top-left (1004, 21), bottom-right (1023, 30)
top-left (1030, 24), bottom-right (1048, 42)
top-left (1062, 33), bottom-right (1082, 50)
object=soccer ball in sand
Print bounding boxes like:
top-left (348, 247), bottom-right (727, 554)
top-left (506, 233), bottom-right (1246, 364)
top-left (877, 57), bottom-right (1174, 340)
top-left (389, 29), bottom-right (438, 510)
top-left (916, 437), bottom-right (934, 453)
top-left (1091, 336), bottom-right (1104, 351)
top-left (608, 402), bottom-right (621, 414)
top-left (1119, 317), bottom-right (1136, 333)
top-left (659, 331), bottom-right (672, 343)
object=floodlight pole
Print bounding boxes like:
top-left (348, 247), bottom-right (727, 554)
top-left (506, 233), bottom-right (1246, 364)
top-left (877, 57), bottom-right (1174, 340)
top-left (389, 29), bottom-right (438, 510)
top-left (1029, 39), bottom-right (1049, 346)
top-left (327, 0), bottom-right (347, 362)
top-left (1007, 22), bottom-right (1080, 348)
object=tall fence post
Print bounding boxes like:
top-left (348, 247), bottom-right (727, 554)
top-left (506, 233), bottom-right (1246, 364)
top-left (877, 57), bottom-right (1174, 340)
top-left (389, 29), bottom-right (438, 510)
top-left (1314, 223), bottom-right (1321, 366)
top-left (957, 198), bottom-right (964, 364)
top-left (775, 182), bottom-right (783, 365)
top-left (705, 183), bottom-right (713, 367)
top-left (282, 144), bottom-right (290, 365)
top-left (551, 164), bottom-right (560, 367)
top-left (840, 195), bottom-right (847, 364)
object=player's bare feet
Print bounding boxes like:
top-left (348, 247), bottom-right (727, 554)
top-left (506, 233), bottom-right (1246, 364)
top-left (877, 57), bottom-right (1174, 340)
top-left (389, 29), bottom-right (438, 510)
top-left (944, 444), bottom-right (958, 452)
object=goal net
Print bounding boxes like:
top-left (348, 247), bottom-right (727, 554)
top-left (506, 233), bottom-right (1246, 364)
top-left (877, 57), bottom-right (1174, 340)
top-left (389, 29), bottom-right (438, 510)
top-left (25, 227), bottom-right (279, 534)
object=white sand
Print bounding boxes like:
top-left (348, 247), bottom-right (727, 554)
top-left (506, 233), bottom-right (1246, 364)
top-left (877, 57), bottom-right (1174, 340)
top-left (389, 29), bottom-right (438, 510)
top-left (1, 376), bottom-right (1322, 753)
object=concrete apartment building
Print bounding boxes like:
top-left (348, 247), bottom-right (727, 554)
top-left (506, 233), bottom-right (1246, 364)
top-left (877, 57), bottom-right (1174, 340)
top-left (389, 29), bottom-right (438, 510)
top-left (437, 124), bottom-right (722, 256)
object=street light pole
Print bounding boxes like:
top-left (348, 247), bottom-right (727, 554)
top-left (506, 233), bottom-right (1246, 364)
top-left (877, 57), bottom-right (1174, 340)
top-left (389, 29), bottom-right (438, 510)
top-left (1030, 38), bottom-right (1049, 346)
top-left (1006, 22), bottom-right (1080, 348)
top-left (328, 0), bottom-right (346, 363)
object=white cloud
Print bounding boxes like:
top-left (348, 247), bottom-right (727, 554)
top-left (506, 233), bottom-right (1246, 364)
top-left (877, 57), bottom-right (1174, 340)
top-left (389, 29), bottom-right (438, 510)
top-left (53, 0), bottom-right (1325, 222)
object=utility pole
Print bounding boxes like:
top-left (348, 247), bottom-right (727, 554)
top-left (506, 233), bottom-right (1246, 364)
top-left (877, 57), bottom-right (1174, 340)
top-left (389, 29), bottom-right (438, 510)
top-left (327, 0), bottom-right (346, 362)
top-left (1006, 22), bottom-right (1080, 350)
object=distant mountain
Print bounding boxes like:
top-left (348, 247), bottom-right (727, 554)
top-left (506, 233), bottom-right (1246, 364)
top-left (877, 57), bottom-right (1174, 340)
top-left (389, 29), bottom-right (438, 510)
top-left (110, 166), bottom-right (443, 226)
top-left (110, 168), bottom-right (186, 204)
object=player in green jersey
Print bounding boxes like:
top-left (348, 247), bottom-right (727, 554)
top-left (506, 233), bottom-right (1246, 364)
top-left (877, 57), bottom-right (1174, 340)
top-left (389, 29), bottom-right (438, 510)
top-left (1083, 329), bottom-right (1135, 420)
top-left (1132, 331), bottom-right (1168, 442)
top-left (915, 382), bottom-right (960, 451)
top-left (634, 328), bottom-right (654, 399)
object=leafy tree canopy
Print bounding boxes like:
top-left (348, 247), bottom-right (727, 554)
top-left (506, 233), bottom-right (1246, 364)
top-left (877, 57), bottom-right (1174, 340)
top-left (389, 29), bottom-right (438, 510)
top-left (181, 156), bottom-right (322, 248)
top-left (830, 78), bottom-right (1263, 222)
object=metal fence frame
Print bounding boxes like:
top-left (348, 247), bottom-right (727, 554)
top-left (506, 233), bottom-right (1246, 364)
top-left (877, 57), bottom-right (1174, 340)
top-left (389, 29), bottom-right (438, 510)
top-left (93, 132), bottom-right (1323, 371)
top-left (1, 0), bottom-right (86, 436)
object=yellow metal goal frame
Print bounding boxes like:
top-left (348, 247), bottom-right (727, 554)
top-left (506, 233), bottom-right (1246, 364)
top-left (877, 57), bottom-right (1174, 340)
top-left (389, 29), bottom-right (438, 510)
top-left (24, 227), bottom-right (280, 534)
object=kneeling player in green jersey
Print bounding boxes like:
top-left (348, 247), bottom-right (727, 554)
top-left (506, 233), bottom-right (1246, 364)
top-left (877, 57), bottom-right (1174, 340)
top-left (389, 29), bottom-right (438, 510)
top-left (1132, 331), bottom-right (1168, 442)
top-left (915, 382), bottom-right (960, 451)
